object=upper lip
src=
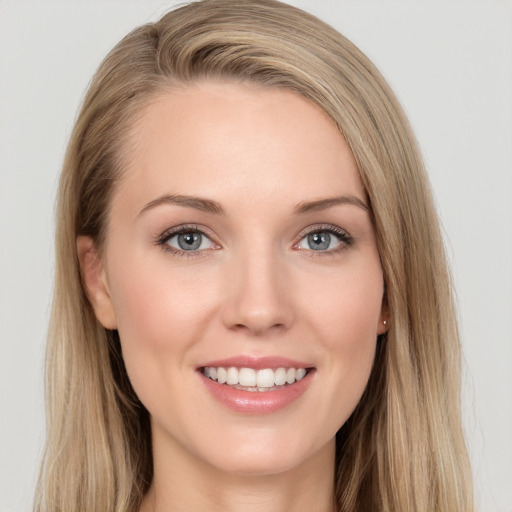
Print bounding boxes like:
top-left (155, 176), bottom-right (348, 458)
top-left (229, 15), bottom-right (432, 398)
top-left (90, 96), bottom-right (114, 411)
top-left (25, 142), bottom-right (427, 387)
top-left (197, 355), bottom-right (314, 370)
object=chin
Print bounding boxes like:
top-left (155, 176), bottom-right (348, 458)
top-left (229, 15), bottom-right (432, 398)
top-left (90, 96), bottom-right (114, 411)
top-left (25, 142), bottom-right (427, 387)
top-left (194, 428), bottom-right (334, 478)
top-left (212, 453), bottom-right (302, 477)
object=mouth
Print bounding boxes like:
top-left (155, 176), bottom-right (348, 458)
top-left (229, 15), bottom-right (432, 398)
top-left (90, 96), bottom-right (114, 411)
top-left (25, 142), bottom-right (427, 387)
top-left (201, 366), bottom-right (311, 392)
top-left (197, 357), bottom-right (316, 414)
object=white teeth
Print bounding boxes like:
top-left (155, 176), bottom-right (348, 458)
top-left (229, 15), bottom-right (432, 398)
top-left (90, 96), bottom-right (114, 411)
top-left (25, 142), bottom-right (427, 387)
top-left (202, 366), bottom-right (309, 390)
top-left (296, 368), bottom-right (306, 381)
top-left (274, 367), bottom-right (287, 386)
top-left (239, 368), bottom-right (256, 387)
top-left (217, 367), bottom-right (227, 384)
top-left (286, 368), bottom-right (296, 384)
top-left (226, 367), bottom-right (238, 385)
top-left (256, 368), bottom-right (275, 388)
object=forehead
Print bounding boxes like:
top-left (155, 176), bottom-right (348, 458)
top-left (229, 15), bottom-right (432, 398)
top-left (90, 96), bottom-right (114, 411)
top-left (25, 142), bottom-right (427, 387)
top-left (116, 81), bottom-right (365, 212)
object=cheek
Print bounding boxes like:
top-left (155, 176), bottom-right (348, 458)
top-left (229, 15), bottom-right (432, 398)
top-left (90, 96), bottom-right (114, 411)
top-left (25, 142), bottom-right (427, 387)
top-left (301, 264), bottom-right (383, 419)
top-left (112, 258), bottom-right (208, 332)
top-left (306, 263), bottom-right (383, 350)
top-left (107, 257), bottom-right (219, 382)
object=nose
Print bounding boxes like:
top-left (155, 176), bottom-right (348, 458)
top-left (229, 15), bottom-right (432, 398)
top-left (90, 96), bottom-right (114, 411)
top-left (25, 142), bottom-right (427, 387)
top-left (221, 246), bottom-right (294, 336)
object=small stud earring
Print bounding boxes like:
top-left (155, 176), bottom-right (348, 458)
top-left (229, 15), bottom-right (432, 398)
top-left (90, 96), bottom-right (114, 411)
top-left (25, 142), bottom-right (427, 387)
top-left (383, 319), bottom-right (387, 326)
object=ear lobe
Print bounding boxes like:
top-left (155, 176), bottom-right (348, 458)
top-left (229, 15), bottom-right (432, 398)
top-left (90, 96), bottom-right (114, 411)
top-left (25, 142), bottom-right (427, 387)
top-left (377, 300), bottom-right (389, 335)
top-left (76, 236), bottom-right (117, 329)
top-left (377, 316), bottom-right (389, 335)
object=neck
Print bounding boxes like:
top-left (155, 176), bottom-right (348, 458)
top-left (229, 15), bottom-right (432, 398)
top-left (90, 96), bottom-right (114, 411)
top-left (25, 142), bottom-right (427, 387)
top-left (140, 435), bottom-right (336, 512)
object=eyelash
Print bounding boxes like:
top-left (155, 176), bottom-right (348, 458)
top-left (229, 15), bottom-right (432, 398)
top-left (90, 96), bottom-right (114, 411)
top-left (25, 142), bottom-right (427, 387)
top-left (295, 224), bottom-right (354, 256)
top-left (155, 223), bottom-right (354, 258)
top-left (156, 224), bottom-right (217, 259)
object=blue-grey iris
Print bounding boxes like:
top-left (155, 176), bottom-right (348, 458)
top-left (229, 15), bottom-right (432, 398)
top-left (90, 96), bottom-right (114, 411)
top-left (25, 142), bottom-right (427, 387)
top-left (308, 231), bottom-right (330, 250)
top-left (178, 232), bottom-right (202, 250)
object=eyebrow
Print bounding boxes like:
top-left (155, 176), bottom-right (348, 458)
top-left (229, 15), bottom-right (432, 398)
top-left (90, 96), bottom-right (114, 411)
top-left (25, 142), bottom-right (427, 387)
top-left (294, 195), bottom-right (369, 214)
top-left (138, 194), bottom-right (225, 216)
top-left (138, 193), bottom-right (369, 217)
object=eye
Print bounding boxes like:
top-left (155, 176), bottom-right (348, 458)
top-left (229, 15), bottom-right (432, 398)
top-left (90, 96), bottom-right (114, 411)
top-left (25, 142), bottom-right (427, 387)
top-left (166, 231), bottom-right (215, 251)
top-left (295, 227), bottom-right (352, 252)
top-left (158, 226), bottom-right (218, 254)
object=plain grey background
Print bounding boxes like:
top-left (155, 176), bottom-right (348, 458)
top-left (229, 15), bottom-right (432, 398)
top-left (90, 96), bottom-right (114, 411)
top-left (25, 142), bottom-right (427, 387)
top-left (0, 1), bottom-right (511, 511)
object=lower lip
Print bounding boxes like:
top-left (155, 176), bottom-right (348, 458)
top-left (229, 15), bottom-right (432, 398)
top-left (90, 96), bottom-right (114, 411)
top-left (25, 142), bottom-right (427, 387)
top-left (199, 370), bottom-right (314, 415)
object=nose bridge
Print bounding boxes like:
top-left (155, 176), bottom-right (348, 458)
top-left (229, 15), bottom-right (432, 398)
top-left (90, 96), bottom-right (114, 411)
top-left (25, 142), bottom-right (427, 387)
top-left (222, 240), bottom-right (292, 335)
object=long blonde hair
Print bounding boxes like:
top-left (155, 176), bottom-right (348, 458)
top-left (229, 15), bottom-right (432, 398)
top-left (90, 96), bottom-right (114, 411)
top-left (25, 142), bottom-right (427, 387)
top-left (35, 1), bottom-right (473, 510)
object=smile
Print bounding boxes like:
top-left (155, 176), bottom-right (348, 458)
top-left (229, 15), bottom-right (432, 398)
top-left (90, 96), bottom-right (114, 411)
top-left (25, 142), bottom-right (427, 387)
top-left (202, 366), bottom-right (308, 391)
top-left (198, 358), bottom-right (315, 414)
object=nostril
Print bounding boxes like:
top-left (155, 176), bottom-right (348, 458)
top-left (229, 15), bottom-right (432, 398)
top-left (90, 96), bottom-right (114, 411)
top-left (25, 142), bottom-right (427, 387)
top-left (220, 265), bottom-right (294, 334)
top-left (231, 321), bottom-right (286, 336)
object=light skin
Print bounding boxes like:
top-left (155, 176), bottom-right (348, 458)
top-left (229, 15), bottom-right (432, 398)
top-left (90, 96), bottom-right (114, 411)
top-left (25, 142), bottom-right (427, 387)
top-left (78, 82), bottom-right (387, 512)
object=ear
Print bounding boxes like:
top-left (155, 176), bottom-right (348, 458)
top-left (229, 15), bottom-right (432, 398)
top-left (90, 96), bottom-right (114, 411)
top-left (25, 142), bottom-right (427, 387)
top-left (377, 298), bottom-right (389, 335)
top-left (77, 236), bottom-right (117, 329)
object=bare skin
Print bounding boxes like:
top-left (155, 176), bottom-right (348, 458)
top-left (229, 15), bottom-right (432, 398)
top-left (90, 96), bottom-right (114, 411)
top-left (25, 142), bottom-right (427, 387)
top-left (78, 81), bottom-right (386, 512)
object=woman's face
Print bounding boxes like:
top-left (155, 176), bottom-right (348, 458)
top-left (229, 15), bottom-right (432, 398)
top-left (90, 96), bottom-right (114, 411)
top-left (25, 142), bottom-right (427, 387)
top-left (84, 82), bottom-right (386, 477)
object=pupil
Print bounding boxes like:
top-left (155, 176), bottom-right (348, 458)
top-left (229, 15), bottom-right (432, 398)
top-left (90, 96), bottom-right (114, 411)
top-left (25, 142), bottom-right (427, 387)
top-left (308, 231), bottom-right (330, 251)
top-left (178, 232), bottom-right (202, 250)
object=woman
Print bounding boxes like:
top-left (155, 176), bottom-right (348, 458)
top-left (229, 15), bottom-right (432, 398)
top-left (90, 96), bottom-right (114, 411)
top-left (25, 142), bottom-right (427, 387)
top-left (35, 0), bottom-right (473, 510)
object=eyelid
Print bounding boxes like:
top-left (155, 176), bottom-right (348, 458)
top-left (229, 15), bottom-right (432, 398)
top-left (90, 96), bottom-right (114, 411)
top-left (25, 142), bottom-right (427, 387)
top-left (156, 224), bottom-right (221, 256)
top-left (157, 224), bottom-right (217, 242)
top-left (155, 223), bottom-right (353, 258)
top-left (293, 224), bottom-right (354, 252)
